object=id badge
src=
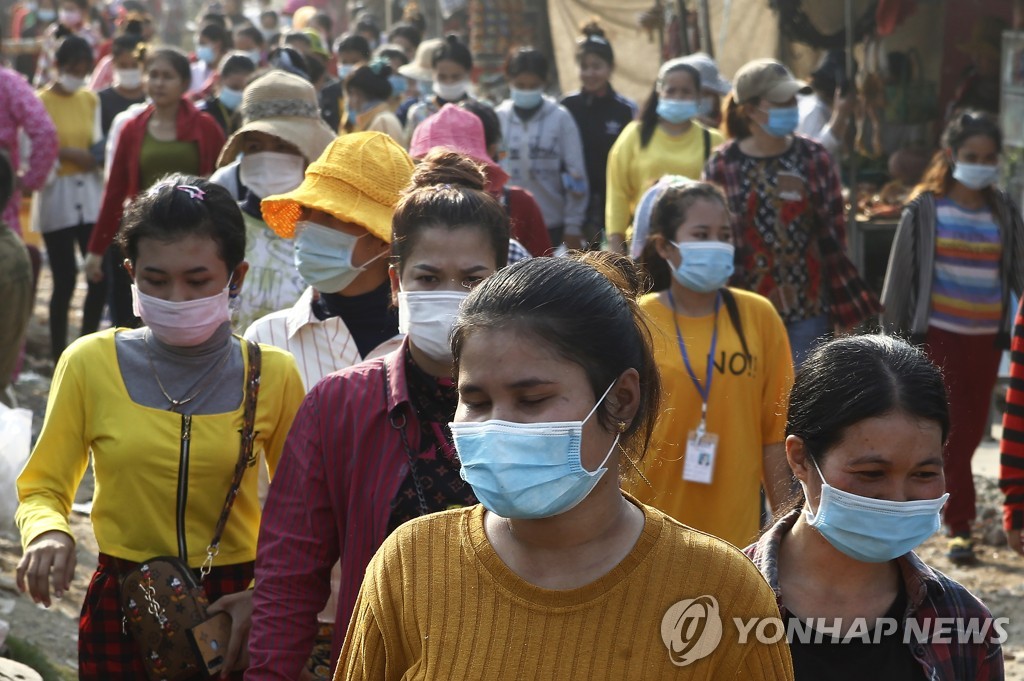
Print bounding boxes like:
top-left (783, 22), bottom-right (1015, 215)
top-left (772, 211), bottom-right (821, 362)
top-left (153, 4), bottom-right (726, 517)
top-left (683, 430), bottom-right (718, 484)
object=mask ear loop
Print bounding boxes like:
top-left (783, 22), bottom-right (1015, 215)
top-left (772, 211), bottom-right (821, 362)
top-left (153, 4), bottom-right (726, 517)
top-left (583, 380), bottom-right (621, 474)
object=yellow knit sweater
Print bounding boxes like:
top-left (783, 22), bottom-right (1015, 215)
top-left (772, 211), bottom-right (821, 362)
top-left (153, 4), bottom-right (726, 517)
top-left (335, 499), bottom-right (794, 680)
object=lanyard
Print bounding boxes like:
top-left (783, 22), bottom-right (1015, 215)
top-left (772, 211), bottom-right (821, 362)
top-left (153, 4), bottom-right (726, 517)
top-left (667, 290), bottom-right (721, 435)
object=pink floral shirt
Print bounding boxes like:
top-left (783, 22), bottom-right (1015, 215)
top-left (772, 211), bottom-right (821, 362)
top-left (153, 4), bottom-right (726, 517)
top-left (0, 66), bottom-right (58, 235)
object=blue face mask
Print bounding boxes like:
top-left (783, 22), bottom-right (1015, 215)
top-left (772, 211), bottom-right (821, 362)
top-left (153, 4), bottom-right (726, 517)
top-left (656, 98), bottom-right (699, 124)
top-left (37, 7), bottom-right (56, 21)
top-left (803, 458), bottom-right (949, 563)
top-left (338, 63), bottom-right (355, 79)
top-left (196, 45), bottom-right (216, 66)
top-left (293, 221), bottom-right (385, 293)
top-left (510, 86), bottom-right (544, 110)
top-left (418, 79), bottom-right (434, 96)
top-left (219, 86), bottom-right (242, 110)
top-left (450, 383), bottom-right (618, 520)
top-left (671, 241), bottom-right (735, 292)
top-left (388, 74), bottom-right (408, 96)
top-left (953, 162), bottom-right (1000, 190)
top-left (759, 105), bottom-right (799, 137)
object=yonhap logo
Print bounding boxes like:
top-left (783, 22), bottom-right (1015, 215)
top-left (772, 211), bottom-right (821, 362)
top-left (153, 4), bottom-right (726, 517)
top-left (660, 595), bottom-right (723, 667)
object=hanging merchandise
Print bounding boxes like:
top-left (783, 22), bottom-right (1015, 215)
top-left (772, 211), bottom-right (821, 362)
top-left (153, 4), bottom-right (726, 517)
top-left (772, 0), bottom-right (877, 49)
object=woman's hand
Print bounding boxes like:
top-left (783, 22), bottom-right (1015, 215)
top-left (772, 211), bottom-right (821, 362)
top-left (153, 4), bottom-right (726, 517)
top-left (207, 589), bottom-right (254, 677)
top-left (15, 530), bottom-right (76, 607)
top-left (83, 252), bottom-right (104, 283)
top-left (1009, 527), bottom-right (1024, 557)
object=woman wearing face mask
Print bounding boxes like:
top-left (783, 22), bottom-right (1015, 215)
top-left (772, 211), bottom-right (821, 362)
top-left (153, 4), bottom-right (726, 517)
top-left (213, 69), bottom-right (337, 331)
top-left (33, 0), bottom-right (100, 87)
top-left (87, 13), bottom-right (149, 91)
top-left (881, 111), bottom-right (1024, 566)
top-left (705, 59), bottom-right (879, 366)
top-left (621, 180), bottom-right (793, 548)
top-left (746, 335), bottom-right (1004, 680)
top-left (605, 58), bottom-right (723, 255)
top-left (405, 34), bottom-right (486, 139)
top-left (345, 58), bottom-right (405, 144)
top-left (189, 21), bottom-right (232, 100)
top-left (10, 0), bottom-right (58, 79)
top-left (84, 48), bottom-right (226, 284)
top-left (247, 150), bottom-right (511, 681)
top-left (198, 53), bottom-right (257, 137)
top-left (375, 45), bottom-right (411, 111)
top-left (16, 175), bottom-right (304, 680)
top-left (497, 47), bottom-right (588, 249)
top-left (561, 22), bottom-right (637, 250)
top-left (33, 34), bottom-right (106, 361)
top-left (319, 33), bottom-right (371, 133)
top-left (335, 251), bottom-right (794, 679)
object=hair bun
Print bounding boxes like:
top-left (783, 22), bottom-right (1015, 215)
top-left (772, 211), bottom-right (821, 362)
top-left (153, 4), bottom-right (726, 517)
top-left (573, 251), bottom-right (647, 300)
top-left (444, 33), bottom-right (461, 47)
top-left (410, 149), bottom-right (487, 192)
top-left (580, 21), bottom-right (606, 39)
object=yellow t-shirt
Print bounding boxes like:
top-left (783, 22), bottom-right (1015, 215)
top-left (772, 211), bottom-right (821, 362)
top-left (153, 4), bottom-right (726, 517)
top-left (336, 500), bottom-right (794, 680)
top-left (624, 289), bottom-right (793, 548)
top-left (38, 88), bottom-right (97, 176)
top-left (16, 329), bottom-right (305, 566)
top-left (605, 120), bottom-right (724, 237)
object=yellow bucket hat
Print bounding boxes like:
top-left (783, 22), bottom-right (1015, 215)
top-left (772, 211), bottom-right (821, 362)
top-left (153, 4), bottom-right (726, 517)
top-left (261, 131), bottom-right (414, 241)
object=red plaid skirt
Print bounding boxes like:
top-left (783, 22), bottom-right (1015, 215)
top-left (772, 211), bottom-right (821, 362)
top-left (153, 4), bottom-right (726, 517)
top-left (79, 554), bottom-right (254, 681)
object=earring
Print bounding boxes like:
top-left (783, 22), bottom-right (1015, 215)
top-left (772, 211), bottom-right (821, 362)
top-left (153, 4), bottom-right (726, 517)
top-left (617, 421), bottom-right (628, 433)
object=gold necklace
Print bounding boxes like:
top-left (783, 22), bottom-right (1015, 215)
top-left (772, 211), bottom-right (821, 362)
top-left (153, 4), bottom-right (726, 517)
top-left (144, 331), bottom-right (234, 411)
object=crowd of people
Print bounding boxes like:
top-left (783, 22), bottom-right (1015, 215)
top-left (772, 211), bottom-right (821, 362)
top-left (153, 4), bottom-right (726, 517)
top-left (0, 1), bottom-right (1022, 679)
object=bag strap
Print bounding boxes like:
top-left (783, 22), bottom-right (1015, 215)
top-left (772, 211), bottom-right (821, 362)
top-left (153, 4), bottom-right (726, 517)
top-left (382, 356), bottom-right (430, 517)
top-left (200, 339), bottom-right (261, 579)
top-left (703, 127), bottom-right (711, 161)
top-left (719, 288), bottom-right (751, 361)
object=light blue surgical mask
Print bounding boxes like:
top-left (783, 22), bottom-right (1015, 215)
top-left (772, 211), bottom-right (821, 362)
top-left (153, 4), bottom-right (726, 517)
top-left (37, 7), bottom-right (56, 21)
top-left (196, 45), bottom-right (216, 66)
top-left (219, 86), bottom-right (242, 110)
top-left (388, 74), bottom-right (408, 96)
top-left (759, 105), bottom-right (799, 137)
top-left (656, 98), bottom-right (699, 124)
top-left (450, 383), bottom-right (619, 520)
top-left (803, 458), bottom-right (949, 563)
top-left (293, 221), bottom-right (385, 293)
top-left (338, 63), bottom-right (355, 79)
top-left (671, 241), bottom-right (735, 292)
top-left (953, 162), bottom-right (1000, 190)
top-left (510, 87), bottom-right (544, 110)
top-left (246, 50), bottom-right (262, 66)
top-left (418, 78), bottom-right (434, 96)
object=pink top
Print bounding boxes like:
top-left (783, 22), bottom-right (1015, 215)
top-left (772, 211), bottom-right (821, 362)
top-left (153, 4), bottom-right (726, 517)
top-left (0, 67), bottom-right (58, 235)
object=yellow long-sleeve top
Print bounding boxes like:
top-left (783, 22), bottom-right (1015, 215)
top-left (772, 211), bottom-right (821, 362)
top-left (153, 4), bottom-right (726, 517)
top-left (38, 88), bottom-right (98, 176)
top-left (16, 330), bottom-right (305, 566)
top-left (335, 498), bottom-right (794, 680)
top-left (605, 120), bottom-right (724, 238)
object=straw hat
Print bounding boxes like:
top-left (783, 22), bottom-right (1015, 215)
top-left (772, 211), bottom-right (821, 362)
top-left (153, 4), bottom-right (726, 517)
top-left (398, 37), bottom-right (443, 82)
top-left (261, 132), bottom-right (414, 241)
top-left (217, 70), bottom-right (336, 167)
top-left (409, 104), bottom-right (508, 189)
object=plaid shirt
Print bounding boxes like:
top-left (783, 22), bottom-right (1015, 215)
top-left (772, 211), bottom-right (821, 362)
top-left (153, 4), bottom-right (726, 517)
top-left (745, 510), bottom-right (1004, 680)
top-left (703, 137), bottom-right (880, 327)
top-left (1001, 297), bottom-right (1024, 531)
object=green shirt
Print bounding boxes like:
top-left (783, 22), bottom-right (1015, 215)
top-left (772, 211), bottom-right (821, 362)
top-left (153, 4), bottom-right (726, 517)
top-left (138, 132), bottom-right (200, 191)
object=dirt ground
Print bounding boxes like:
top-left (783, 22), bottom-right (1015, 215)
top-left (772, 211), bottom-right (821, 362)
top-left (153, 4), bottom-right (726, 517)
top-left (2, 272), bottom-right (1024, 678)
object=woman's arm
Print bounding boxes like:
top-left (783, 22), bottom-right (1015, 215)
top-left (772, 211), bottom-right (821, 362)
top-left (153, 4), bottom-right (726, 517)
top-left (10, 75), bottom-right (58, 192)
top-left (87, 120), bottom-right (134, 258)
top-left (604, 125), bottom-right (636, 253)
top-left (333, 588), bottom-right (391, 681)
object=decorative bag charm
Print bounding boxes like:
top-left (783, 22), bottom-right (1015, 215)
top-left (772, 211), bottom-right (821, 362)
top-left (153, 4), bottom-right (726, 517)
top-left (119, 340), bottom-right (262, 681)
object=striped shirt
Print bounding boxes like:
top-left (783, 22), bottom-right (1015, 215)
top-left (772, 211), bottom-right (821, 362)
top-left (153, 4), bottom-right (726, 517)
top-left (1001, 297), bottom-right (1024, 532)
top-left (930, 199), bottom-right (1002, 334)
top-left (242, 286), bottom-right (361, 391)
top-left (248, 341), bottom-right (446, 680)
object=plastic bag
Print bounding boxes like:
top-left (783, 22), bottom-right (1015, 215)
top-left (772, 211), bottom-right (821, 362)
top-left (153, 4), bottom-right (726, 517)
top-left (0, 403), bottom-right (32, 529)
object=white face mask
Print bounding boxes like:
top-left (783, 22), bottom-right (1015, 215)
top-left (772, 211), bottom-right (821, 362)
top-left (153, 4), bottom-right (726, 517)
top-left (132, 284), bottom-right (231, 347)
top-left (58, 73), bottom-right (85, 92)
top-left (114, 68), bottom-right (142, 89)
top-left (433, 79), bottom-right (469, 102)
top-left (239, 151), bottom-right (306, 199)
top-left (398, 290), bottom-right (469, 362)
